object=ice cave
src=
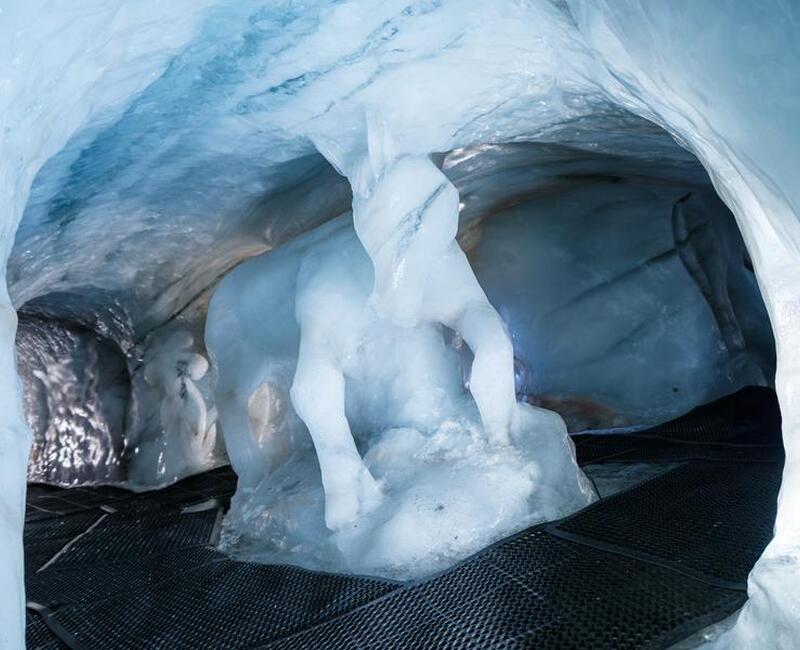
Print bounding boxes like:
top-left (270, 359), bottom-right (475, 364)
top-left (3, 1), bottom-right (799, 648)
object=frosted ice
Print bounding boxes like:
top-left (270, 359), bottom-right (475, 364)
top-left (0, 0), bottom-right (798, 646)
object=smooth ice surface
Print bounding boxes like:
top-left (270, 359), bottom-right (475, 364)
top-left (582, 462), bottom-right (681, 499)
top-left (2, 0), bottom-right (799, 645)
top-left (460, 148), bottom-right (772, 430)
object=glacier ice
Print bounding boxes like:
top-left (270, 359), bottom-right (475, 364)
top-left (566, 3), bottom-right (800, 646)
top-left (16, 294), bottom-right (227, 490)
top-left (0, 0), bottom-right (798, 646)
top-left (463, 151), bottom-right (772, 430)
top-left (17, 315), bottom-right (129, 486)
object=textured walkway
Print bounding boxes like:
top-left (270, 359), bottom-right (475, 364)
top-left (25, 387), bottom-right (782, 649)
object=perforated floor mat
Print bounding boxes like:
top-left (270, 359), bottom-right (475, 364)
top-left (572, 386), bottom-right (783, 466)
top-left (264, 529), bottom-right (746, 650)
top-left (24, 386), bottom-right (784, 649)
top-left (43, 554), bottom-right (396, 650)
top-left (26, 466), bottom-right (237, 523)
top-left (644, 387), bottom-right (781, 444)
top-left (26, 492), bottom-right (396, 649)
top-left (574, 436), bottom-right (784, 465)
top-left (25, 511), bottom-right (105, 574)
top-left (26, 484), bottom-right (131, 523)
top-left (550, 462), bottom-right (781, 590)
top-left (27, 611), bottom-right (67, 650)
top-left (45, 508), bottom-right (220, 569)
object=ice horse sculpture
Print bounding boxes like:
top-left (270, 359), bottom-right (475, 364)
top-left (207, 129), bottom-right (595, 574)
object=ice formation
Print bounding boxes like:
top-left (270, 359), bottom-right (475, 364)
top-left (129, 328), bottom-right (221, 487)
top-left (207, 215), bottom-right (594, 576)
top-left (17, 314), bottom-right (129, 486)
top-left (1, 0), bottom-right (798, 646)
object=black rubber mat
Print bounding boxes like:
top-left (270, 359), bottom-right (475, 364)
top-left (616, 442), bottom-right (783, 464)
top-left (25, 511), bottom-right (105, 573)
top-left (26, 466), bottom-right (237, 523)
top-left (26, 479), bottom-right (396, 649)
top-left (43, 508), bottom-right (219, 569)
top-left (574, 438), bottom-right (639, 465)
top-left (23, 386), bottom-right (784, 649)
top-left (644, 386), bottom-right (780, 444)
top-left (550, 462), bottom-right (781, 590)
top-left (26, 484), bottom-right (131, 522)
top-left (28, 547), bottom-right (222, 610)
top-left (24, 469), bottom-right (234, 592)
top-left (26, 611), bottom-right (67, 650)
top-left (45, 555), bottom-right (396, 650)
top-left (574, 435), bottom-right (784, 465)
top-left (264, 530), bottom-right (745, 650)
top-left (29, 529), bottom-right (396, 649)
top-left (125, 466), bottom-right (238, 510)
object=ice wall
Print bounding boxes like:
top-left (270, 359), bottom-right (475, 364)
top-left (0, 3), bottom-right (220, 645)
top-left (452, 141), bottom-right (772, 430)
top-left (565, 1), bottom-right (800, 645)
top-left (17, 315), bottom-right (129, 486)
top-left (14, 294), bottom-right (226, 491)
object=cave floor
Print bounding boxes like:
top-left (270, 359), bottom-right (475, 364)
top-left (24, 387), bottom-right (783, 650)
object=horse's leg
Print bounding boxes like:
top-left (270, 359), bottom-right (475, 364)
top-left (290, 329), bottom-right (382, 530)
top-left (456, 303), bottom-right (516, 446)
top-left (426, 244), bottom-right (516, 446)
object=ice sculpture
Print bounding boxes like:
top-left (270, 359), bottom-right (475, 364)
top-left (207, 215), bottom-right (595, 576)
top-left (334, 131), bottom-right (518, 445)
top-left (1, 0), bottom-right (798, 646)
top-left (128, 329), bottom-right (221, 487)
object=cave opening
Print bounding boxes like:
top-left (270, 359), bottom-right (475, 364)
top-left (18, 112), bottom-right (783, 647)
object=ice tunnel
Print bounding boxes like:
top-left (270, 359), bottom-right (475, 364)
top-left (3, 1), bottom-right (799, 648)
